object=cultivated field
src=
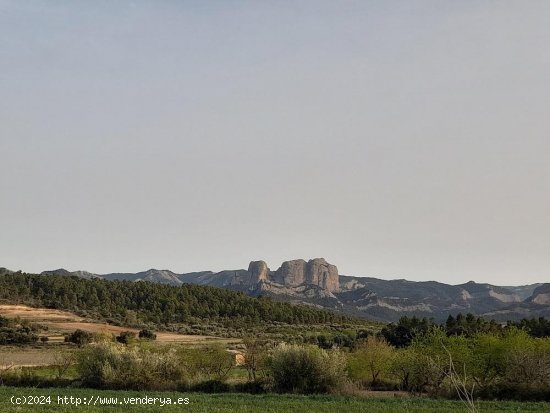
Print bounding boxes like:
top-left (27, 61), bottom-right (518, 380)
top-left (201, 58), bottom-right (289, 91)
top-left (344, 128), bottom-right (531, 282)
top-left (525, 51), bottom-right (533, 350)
top-left (0, 304), bottom-right (239, 367)
top-left (0, 305), bottom-right (84, 321)
top-left (0, 348), bottom-right (59, 367)
top-left (1, 388), bottom-right (549, 413)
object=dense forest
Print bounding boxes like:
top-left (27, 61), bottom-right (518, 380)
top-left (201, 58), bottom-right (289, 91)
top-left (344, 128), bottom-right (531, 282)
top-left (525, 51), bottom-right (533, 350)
top-left (0, 272), bottom-right (360, 327)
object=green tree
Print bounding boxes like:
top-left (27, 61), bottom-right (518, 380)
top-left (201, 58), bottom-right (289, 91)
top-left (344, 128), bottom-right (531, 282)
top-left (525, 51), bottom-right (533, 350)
top-left (348, 336), bottom-right (395, 387)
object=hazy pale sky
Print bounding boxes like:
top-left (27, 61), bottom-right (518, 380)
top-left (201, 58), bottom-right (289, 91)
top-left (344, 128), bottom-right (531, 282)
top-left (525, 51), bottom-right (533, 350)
top-left (1, 1), bottom-right (549, 285)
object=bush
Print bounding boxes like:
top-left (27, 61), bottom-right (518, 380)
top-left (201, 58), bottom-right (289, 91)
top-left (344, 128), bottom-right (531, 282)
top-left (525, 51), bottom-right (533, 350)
top-left (0, 328), bottom-right (38, 345)
top-left (0, 316), bottom-right (13, 328)
top-left (138, 329), bottom-right (157, 340)
top-left (65, 330), bottom-right (95, 347)
top-left (76, 343), bottom-right (187, 390)
top-left (0, 318), bottom-right (41, 345)
top-left (0, 367), bottom-right (42, 387)
top-left (116, 331), bottom-right (136, 345)
top-left (268, 343), bottom-right (347, 394)
top-left (178, 345), bottom-right (233, 382)
top-left (477, 383), bottom-right (550, 401)
top-left (190, 379), bottom-right (232, 393)
top-left (233, 379), bottom-right (268, 394)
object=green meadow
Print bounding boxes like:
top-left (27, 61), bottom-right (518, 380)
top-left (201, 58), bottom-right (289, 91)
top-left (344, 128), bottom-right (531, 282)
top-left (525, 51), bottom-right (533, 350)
top-left (1, 388), bottom-right (549, 413)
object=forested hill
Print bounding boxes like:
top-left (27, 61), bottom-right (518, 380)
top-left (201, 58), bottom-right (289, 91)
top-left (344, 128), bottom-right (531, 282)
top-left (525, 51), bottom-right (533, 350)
top-left (0, 272), bottom-right (359, 326)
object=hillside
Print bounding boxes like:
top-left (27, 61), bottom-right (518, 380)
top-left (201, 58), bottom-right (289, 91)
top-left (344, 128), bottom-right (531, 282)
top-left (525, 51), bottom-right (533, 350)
top-left (0, 304), bottom-right (229, 346)
top-left (23, 259), bottom-right (547, 322)
top-left (480, 284), bottom-right (550, 321)
top-left (527, 284), bottom-right (550, 305)
top-left (0, 272), bottom-right (359, 328)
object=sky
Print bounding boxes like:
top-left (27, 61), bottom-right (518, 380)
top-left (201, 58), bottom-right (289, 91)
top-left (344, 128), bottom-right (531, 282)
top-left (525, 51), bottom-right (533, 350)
top-left (1, 1), bottom-right (549, 285)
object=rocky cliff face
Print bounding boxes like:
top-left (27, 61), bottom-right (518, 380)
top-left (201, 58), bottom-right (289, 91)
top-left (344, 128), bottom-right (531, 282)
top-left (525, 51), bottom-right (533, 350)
top-left (248, 261), bottom-right (270, 283)
top-left (264, 258), bottom-right (339, 293)
top-left (273, 259), bottom-right (307, 286)
top-left (177, 258), bottom-right (340, 298)
top-left (306, 258), bottom-right (339, 292)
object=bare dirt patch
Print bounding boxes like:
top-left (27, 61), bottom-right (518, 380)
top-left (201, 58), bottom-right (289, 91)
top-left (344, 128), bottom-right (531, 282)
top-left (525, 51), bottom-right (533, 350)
top-left (0, 305), bottom-right (82, 322)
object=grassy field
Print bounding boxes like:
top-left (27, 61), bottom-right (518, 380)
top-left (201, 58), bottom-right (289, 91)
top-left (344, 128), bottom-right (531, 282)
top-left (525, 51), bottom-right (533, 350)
top-left (1, 387), bottom-right (549, 412)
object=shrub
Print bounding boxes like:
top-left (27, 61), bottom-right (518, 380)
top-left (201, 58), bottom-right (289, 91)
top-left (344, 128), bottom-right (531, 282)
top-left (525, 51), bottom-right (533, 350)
top-left (138, 329), bottom-right (157, 340)
top-left (178, 345), bottom-right (233, 382)
top-left (65, 329), bottom-right (95, 347)
top-left (0, 367), bottom-right (42, 387)
top-left (267, 343), bottom-right (347, 394)
top-left (190, 379), bottom-right (232, 393)
top-left (0, 328), bottom-right (38, 345)
top-left (0, 318), bottom-right (41, 345)
top-left (76, 343), bottom-right (186, 390)
top-left (116, 331), bottom-right (136, 345)
top-left (233, 379), bottom-right (268, 394)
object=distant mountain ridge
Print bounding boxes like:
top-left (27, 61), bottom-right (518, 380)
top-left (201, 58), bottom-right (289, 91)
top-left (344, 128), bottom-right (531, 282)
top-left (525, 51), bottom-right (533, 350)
top-left (9, 259), bottom-right (547, 322)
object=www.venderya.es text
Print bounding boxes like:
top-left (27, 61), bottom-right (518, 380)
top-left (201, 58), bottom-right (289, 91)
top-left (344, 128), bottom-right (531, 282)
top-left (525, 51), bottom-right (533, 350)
top-left (10, 395), bottom-right (190, 407)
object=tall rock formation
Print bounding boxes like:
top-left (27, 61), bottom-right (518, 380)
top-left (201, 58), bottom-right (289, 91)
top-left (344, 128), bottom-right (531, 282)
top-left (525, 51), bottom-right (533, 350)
top-left (306, 258), bottom-right (339, 292)
top-left (248, 260), bottom-right (270, 283)
top-left (253, 258), bottom-right (339, 293)
top-left (39, 258), bottom-right (341, 302)
top-left (273, 259), bottom-right (307, 286)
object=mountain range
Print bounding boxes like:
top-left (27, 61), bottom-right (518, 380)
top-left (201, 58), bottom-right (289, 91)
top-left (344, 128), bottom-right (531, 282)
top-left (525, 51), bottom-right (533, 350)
top-left (2, 259), bottom-right (548, 322)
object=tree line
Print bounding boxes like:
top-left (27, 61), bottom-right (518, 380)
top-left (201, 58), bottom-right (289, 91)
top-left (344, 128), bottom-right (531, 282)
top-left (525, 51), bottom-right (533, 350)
top-left (0, 272), bottom-right (359, 327)
top-left (381, 313), bottom-right (550, 348)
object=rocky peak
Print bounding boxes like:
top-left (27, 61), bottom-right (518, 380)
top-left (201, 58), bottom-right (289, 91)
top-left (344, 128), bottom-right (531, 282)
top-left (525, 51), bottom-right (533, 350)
top-left (248, 261), bottom-right (270, 283)
top-left (306, 258), bottom-right (339, 292)
top-left (252, 258), bottom-right (339, 293)
top-left (273, 259), bottom-right (307, 286)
